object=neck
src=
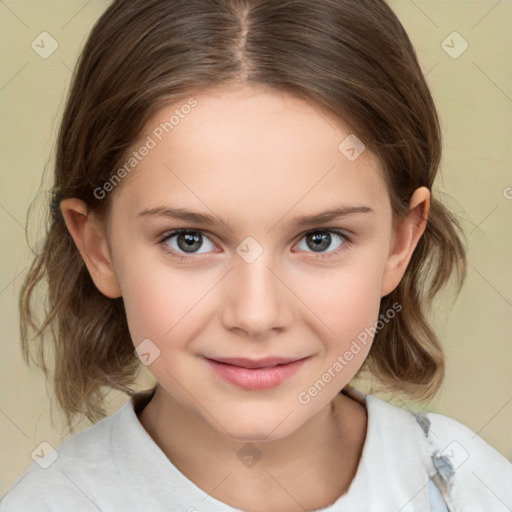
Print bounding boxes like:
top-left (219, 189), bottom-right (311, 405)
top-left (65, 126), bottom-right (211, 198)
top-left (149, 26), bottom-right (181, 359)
top-left (138, 385), bottom-right (367, 511)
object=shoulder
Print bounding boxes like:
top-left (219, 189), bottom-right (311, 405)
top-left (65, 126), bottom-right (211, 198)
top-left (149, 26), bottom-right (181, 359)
top-left (347, 387), bottom-right (512, 511)
top-left (0, 401), bottom-right (128, 511)
top-left (423, 411), bottom-right (512, 512)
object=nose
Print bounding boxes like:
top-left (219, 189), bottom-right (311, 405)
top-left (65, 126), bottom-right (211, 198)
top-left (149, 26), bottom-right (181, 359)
top-left (220, 252), bottom-right (294, 339)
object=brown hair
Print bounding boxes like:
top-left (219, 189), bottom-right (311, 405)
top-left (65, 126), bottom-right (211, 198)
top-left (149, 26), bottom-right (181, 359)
top-left (20, 0), bottom-right (467, 430)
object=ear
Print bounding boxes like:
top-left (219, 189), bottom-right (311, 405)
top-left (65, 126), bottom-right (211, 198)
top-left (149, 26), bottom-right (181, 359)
top-left (380, 187), bottom-right (430, 297)
top-left (60, 198), bottom-right (122, 298)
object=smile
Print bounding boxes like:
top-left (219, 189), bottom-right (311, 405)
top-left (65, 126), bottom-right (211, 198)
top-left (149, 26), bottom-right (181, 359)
top-left (204, 356), bottom-right (310, 390)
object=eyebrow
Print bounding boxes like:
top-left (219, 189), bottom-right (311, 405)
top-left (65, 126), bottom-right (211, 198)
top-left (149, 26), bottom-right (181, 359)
top-left (287, 205), bottom-right (374, 227)
top-left (137, 205), bottom-right (374, 230)
top-left (137, 206), bottom-right (234, 231)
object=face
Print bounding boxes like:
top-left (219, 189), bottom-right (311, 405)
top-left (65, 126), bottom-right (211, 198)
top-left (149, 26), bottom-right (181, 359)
top-left (93, 83), bottom-right (403, 441)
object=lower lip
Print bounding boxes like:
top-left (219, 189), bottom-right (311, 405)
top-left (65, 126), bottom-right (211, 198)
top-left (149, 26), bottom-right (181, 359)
top-left (205, 357), bottom-right (308, 390)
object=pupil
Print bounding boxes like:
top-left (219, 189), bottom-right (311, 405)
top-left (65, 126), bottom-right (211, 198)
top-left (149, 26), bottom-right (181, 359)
top-left (308, 232), bottom-right (330, 252)
top-left (178, 232), bottom-right (201, 252)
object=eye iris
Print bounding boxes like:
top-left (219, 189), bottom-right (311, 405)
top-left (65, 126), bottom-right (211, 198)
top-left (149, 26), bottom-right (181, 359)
top-left (307, 232), bottom-right (331, 252)
top-left (177, 231), bottom-right (202, 252)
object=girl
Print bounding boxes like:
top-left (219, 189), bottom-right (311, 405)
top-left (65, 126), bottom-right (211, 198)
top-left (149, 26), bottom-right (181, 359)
top-left (2, 0), bottom-right (511, 511)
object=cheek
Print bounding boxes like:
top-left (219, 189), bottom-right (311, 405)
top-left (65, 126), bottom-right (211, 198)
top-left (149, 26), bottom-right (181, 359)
top-left (116, 255), bottom-right (201, 347)
top-left (299, 250), bottom-right (386, 342)
top-left (117, 258), bottom-right (224, 363)
top-left (293, 260), bottom-right (384, 401)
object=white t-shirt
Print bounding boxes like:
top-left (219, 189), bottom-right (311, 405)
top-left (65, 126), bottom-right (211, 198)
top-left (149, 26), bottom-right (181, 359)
top-left (1, 386), bottom-right (511, 511)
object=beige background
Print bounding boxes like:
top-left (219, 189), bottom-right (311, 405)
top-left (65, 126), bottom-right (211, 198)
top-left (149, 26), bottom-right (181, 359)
top-left (1, 0), bottom-right (511, 496)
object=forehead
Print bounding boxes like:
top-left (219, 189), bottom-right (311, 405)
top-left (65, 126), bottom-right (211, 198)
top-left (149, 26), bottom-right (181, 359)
top-left (112, 83), bottom-right (389, 224)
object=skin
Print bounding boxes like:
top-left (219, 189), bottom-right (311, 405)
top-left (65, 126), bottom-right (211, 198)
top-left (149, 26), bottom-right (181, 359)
top-left (61, 82), bottom-right (430, 511)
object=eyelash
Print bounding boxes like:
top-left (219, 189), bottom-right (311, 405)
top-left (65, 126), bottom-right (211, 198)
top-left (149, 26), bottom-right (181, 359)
top-left (157, 228), bottom-right (352, 261)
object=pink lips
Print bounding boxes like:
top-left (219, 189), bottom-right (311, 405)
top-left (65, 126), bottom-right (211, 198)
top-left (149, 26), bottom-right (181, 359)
top-left (204, 356), bottom-right (309, 390)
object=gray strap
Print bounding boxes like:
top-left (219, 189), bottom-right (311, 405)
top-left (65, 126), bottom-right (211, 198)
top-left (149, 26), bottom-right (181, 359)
top-left (415, 413), bottom-right (457, 512)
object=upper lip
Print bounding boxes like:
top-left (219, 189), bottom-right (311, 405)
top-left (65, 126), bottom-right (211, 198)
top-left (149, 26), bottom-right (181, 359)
top-left (205, 356), bottom-right (308, 369)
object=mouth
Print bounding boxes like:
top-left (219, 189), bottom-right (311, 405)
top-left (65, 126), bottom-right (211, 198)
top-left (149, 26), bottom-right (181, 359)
top-left (204, 356), bottom-right (310, 390)
top-left (206, 356), bottom-right (307, 369)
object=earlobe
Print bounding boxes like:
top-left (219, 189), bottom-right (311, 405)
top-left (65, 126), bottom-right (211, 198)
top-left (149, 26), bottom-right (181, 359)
top-left (60, 198), bottom-right (122, 299)
top-left (380, 187), bottom-right (430, 297)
